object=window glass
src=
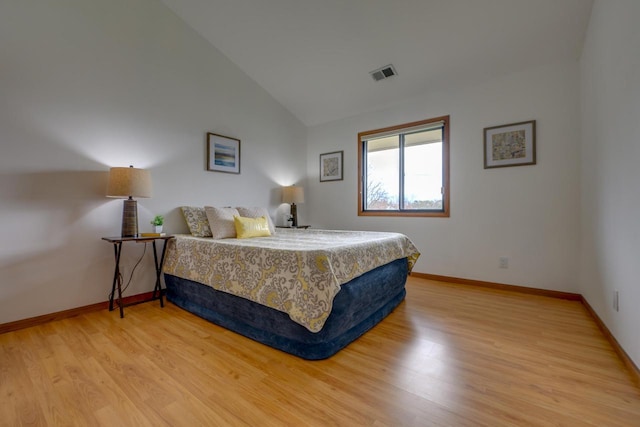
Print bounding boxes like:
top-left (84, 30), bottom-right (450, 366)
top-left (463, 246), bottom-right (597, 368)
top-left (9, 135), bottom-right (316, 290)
top-left (365, 136), bottom-right (399, 210)
top-left (358, 116), bottom-right (449, 217)
top-left (403, 129), bottom-right (442, 210)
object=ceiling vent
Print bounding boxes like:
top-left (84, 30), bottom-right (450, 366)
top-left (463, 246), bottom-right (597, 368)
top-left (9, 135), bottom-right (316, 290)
top-left (369, 64), bottom-right (398, 82)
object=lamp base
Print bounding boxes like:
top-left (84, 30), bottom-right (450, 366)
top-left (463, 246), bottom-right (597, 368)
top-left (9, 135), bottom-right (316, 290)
top-left (121, 198), bottom-right (139, 237)
top-left (290, 203), bottom-right (298, 227)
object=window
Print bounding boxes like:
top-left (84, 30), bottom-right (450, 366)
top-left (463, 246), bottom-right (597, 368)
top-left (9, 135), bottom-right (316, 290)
top-left (358, 115), bottom-right (449, 217)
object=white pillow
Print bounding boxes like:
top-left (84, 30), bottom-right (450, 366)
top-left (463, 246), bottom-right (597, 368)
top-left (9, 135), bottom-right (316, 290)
top-left (236, 207), bottom-right (276, 234)
top-left (204, 206), bottom-right (240, 239)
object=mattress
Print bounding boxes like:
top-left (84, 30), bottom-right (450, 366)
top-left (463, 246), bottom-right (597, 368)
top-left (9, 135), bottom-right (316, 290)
top-left (164, 257), bottom-right (409, 359)
top-left (162, 229), bottom-right (419, 359)
top-left (162, 229), bottom-right (419, 332)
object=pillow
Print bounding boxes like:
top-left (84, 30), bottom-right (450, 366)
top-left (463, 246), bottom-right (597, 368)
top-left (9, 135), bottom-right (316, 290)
top-left (236, 207), bottom-right (276, 235)
top-left (180, 206), bottom-right (212, 237)
top-left (204, 206), bottom-right (240, 239)
top-left (233, 215), bottom-right (272, 238)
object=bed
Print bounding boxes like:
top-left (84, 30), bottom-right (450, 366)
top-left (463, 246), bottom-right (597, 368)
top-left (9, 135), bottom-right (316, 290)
top-left (162, 228), bottom-right (420, 359)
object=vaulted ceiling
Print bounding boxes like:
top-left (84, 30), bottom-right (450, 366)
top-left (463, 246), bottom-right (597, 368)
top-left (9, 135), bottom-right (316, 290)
top-left (161, 0), bottom-right (593, 127)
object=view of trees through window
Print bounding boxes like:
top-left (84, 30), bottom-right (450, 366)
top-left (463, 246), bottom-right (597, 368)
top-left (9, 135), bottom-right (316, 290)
top-left (358, 116), bottom-right (449, 217)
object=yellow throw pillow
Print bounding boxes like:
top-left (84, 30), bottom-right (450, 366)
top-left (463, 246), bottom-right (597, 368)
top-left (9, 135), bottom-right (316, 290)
top-left (233, 215), bottom-right (272, 238)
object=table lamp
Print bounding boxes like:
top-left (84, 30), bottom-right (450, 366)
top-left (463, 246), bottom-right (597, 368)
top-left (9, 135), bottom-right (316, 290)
top-left (282, 185), bottom-right (304, 227)
top-left (107, 165), bottom-right (152, 237)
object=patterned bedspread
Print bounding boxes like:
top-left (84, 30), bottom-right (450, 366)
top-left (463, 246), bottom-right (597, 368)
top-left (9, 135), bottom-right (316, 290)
top-left (162, 229), bottom-right (420, 332)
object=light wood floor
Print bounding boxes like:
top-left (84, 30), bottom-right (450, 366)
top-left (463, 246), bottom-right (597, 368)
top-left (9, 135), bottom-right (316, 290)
top-left (2, 277), bottom-right (639, 426)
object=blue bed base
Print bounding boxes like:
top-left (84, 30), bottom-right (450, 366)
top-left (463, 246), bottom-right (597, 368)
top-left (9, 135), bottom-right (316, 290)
top-left (164, 257), bottom-right (408, 360)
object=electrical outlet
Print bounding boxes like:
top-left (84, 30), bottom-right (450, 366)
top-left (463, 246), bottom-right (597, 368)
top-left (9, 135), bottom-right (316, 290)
top-left (613, 291), bottom-right (619, 312)
top-left (499, 257), bottom-right (509, 269)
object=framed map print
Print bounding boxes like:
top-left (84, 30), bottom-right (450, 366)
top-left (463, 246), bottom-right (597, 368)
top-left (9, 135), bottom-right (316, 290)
top-left (319, 151), bottom-right (343, 182)
top-left (483, 120), bottom-right (536, 169)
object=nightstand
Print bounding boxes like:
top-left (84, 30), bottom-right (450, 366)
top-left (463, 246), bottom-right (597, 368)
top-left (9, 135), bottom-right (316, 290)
top-left (102, 235), bottom-right (174, 318)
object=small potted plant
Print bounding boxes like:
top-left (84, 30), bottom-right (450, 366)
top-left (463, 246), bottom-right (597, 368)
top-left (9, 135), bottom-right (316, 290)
top-left (150, 215), bottom-right (164, 233)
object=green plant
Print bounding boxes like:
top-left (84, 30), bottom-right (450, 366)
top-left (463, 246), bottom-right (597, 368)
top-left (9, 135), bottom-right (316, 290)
top-left (150, 215), bottom-right (164, 226)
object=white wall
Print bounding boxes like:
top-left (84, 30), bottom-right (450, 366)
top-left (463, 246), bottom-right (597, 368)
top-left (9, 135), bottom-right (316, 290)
top-left (579, 0), bottom-right (640, 367)
top-left (0, 0), bottom-right (306, 324)
top-left (307, 60), bottom-right (581, 292)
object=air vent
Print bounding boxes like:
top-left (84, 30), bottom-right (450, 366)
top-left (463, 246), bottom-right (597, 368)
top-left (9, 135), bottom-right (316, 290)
top-left (369, 64), bottom-right (397, 82)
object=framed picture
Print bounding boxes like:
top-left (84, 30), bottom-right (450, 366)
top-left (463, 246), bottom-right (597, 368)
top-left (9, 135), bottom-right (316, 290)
top-left (207, 132), bottom-right (240, 174)
top-left (320, 151), bottom-right (343, 182)
top-left (484, 120), bottom-right (536, 169)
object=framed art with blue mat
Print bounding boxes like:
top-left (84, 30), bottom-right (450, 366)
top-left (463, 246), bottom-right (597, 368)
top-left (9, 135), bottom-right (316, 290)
top-left (207, 132), bottom-right (241, 174)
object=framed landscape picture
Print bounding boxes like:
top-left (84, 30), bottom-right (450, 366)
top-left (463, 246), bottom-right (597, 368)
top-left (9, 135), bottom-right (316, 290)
top-left (320, 151), bottom-right (343, 182)
top-left (484, 120), bottom-right (536, 169)
top-left (207, 133), bottom-right (240, 174)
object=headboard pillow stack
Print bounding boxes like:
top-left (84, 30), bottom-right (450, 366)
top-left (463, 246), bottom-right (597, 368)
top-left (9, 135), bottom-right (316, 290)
top-left (181, 205), bottom-right (276, 239)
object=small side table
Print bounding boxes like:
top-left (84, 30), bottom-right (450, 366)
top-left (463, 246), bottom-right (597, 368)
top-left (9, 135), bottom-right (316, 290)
top-left (102, 235), bottom-right (174, 318)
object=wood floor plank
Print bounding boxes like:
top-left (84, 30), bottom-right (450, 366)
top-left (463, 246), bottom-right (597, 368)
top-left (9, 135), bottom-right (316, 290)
top-left (1, 277), bottom-right (639, 426)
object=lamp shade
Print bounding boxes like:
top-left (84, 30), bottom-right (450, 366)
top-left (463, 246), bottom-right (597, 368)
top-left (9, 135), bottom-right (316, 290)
top-left (107, 166), bottom-right (152, 198)
top-left (282, 186), bottom-right (304, 204)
